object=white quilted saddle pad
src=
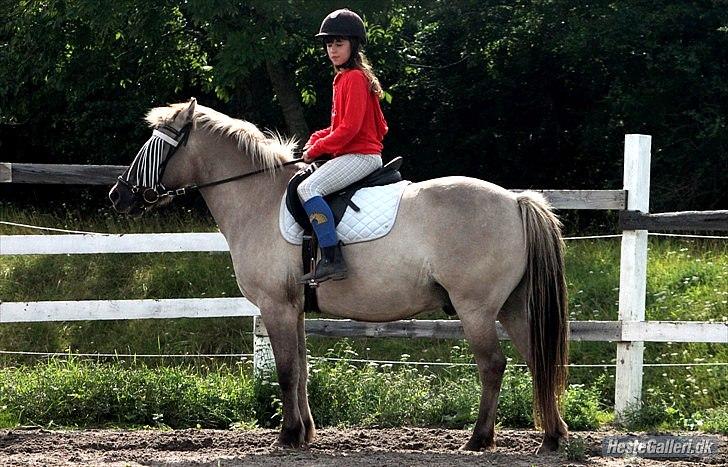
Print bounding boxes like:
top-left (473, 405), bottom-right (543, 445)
top-left (279, 180), bottom-right (411, 245)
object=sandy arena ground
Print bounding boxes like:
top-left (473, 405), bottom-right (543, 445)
top-left (0, 427), bottom-right (724, 466)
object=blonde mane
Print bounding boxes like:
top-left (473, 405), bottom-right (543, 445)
top-left (145, 103), bottom-right (297, 172)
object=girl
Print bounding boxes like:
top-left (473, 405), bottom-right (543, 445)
top-left (298, 8), bottom-right (388, 284)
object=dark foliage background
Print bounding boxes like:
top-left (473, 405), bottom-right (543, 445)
top-left (1, 0), bottom-right (726, 212)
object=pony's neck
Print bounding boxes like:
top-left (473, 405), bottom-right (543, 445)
top-left (192, 131), bottom-right (296, 245)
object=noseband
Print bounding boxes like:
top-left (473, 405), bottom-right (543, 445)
top-left (118, 123), bottom-right (301, 209)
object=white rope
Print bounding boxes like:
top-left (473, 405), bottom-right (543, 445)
top-left (563, 234), bottom-right (622, 240)
top-left (308, 356), bottom-right (728, 368)
top-left (0, 350), bottom-right (253, 358)
top-left (642, 362), bottom-right (728, 367)
top-left (0, 221), bottom-right (108, 236)
top-left (650, 232), bottom-right (728, 240)
top-left (308, 356), bottom-right (478, 367)
top-left (564, 233), bottom-right (728, 240)
top-left (1, 350), bottom-right (724, 369)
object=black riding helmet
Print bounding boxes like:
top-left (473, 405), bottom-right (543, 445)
top-left (315, 8), bottom-right (366, 44)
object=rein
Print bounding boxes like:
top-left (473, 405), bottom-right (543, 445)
top-left (158, 159), bottom-right (302, 199)
top-left (119, 122), bottom-right (303, 206)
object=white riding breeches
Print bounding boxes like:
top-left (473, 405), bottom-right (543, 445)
top-left (297, 154), bottom-right (383, 202)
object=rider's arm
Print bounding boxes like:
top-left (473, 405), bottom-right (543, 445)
top-left (305, 127), bottom-right (332, 148)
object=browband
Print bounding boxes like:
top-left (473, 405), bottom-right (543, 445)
top-left (152, 130), bottom-right (179, 147)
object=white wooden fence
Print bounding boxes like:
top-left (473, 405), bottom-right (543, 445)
top-left (1, 134), bottom-right (727, 418)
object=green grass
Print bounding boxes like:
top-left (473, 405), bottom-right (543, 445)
top-left (0, 358), bottom-right (256, 429)
top-left (700, 406), bottom-right (728, 434)
top-left (0, 346), bottom-right (612, 432)
top-left (1, 206), bottom-right (726, 431)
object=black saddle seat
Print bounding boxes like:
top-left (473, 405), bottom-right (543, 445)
top-left (286, 156), bottom-right (404, 231)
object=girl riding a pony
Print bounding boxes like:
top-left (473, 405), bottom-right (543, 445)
top-left (298, 8), bottom-right (388, 284)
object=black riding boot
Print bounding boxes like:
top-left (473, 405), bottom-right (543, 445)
top-left (299, 242), bottom-right (348, 284)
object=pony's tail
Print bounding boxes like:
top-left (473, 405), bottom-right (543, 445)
top-left (517, 192), bottom-right (569, 437)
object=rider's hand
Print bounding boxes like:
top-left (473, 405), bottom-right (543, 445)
top-left (302, 150), bottom-right (314, 163)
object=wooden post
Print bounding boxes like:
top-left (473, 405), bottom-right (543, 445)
top-left (615, 134), bottom-right (651, 419)
top-left (0, 163), bottom-right (11, 183)
top-left (253, 316), bottom-right (275, 377)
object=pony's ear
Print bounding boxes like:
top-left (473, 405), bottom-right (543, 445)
top-left (179, 97), bottom-right (196, 123)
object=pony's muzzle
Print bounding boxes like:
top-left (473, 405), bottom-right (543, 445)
top-left (109, 181), bottom-right (138, 214)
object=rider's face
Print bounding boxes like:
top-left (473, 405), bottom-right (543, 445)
top-left (326, 37), bottom-right (351, 67)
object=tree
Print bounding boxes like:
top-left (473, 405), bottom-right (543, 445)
top-left (1, 1), bottom-right (726, 210)
top-left (183, 0), bottom-right (397, 143)
top-left (0, 0), bottom-right (212, 164)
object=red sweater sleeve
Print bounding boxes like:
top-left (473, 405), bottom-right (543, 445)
top-left (307, 72), bottom-right (368, 158)
top-left (305, 127), bottom-right (331, 147)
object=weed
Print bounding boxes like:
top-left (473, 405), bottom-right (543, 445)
top-left (563, 376), bottom-right (611, 430)
top-left (560, 435), bottom-right (587, 461)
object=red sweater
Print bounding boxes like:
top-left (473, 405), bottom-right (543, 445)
top-left (306, 69), bottom-right (388, 159)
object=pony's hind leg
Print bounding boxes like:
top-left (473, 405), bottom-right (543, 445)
top-left (456, 301), bottom-right (506, 451)
top-left (296, 313), bottom-right (316, 444)
top-left (498, 280), bottom-right (568, 453)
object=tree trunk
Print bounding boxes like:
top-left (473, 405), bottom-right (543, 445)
top-left (265, 58), bottom-right (309, 145)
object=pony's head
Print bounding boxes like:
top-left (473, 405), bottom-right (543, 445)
top-left (110, 98), bottom-right (298, 216)
top-left (109, 98), bottom-right (197, 216)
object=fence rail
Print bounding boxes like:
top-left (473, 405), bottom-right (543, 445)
top-left (0, 298), bottom-right (258, 322)
top-left (1, 298), bottom-right (724, 343)
top-left (2, 134), bottom-right (727, 419)
top-left (0, 161), bottom-right (626, 210)
top-left (0, 163), bottom-right (125, 185)
top-left (0, 233), bottom-right (229, 255)
top-left (619, 210), bottom-right (728, 231)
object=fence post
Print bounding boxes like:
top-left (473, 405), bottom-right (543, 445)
top-left (253, 316), bottom-right (276, 377)
top-left (615, 134), bottom-right (651, 419)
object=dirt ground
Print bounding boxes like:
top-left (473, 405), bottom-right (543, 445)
top-left (0, 427), bottom-right (724, 466)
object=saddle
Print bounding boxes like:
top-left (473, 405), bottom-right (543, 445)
top-left (285, 156), bottom-right (404, 230)
top-left (285, 156), bottom-right (404, 312)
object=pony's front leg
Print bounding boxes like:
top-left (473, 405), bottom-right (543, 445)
top-left (297, 313), bottom-right (316, 443)
top-left (261, 305), bottom-right (305, 448)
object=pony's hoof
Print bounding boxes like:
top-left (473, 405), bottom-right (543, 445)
top-left (459, 438), bottom-right (495, 452)
top-left (304, 423), bottom-right (317, 444)
top-left (277, 427), bottom-right (306, 449)
top-left (536, 434), bottom-right (562, 454)
top-left (274, 439), bottom-right (305, 450)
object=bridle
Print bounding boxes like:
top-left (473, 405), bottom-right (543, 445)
top-left (117, 123), bottom-right (302, 208)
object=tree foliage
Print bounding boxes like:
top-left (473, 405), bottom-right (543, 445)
top-left (1, 0), bottom-right (726, 209)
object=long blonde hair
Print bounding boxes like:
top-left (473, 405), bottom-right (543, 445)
top-left (330, 36), bottom-right (383, 98)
